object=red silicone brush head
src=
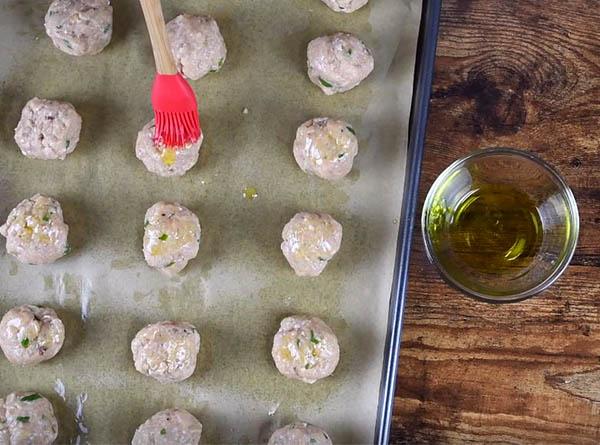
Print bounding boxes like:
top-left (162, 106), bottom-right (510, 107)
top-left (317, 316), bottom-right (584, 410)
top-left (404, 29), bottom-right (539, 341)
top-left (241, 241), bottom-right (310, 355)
top-left (151, 72), bottom-right (201, 148)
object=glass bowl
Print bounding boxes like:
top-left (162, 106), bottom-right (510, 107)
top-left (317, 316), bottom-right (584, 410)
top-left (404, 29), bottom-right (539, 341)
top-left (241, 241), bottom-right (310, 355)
top-left (421, 148), bottom-right (579, 302)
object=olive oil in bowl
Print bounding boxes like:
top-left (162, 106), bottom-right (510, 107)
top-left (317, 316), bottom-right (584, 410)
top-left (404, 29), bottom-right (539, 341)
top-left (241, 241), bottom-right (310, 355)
top-left (443, 183), bottom-right (543, 274)
top-left (422, 148), bottom-right (579, 302)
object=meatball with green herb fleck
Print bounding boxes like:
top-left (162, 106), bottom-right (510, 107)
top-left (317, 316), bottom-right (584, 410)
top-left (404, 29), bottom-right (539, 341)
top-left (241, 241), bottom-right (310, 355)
top-left (272, 316), bottom-right (340, 384)
top-left (131, 321), bottom-right (201, 383)
top-left (45, 0), bottom-right (113, 56)
top-left (0, 194), bottom-right (70, 265)
top-left (269, 422), bottom-right (333, 445)
top-left (307, 33), bottom-right (374, 95)
top-left (132, 408), bottom-right (202, 445)
top-left (14, 97), bottom-right (81, 160)
top-left (143, 202), bottom-right (201, 276)
top-left (0, 305), bottom-right (65, 366)
top-left (281, 212), bottom-right (342, 277)
top-left (167, 14), bottom-right (227, 80)
top-left (0, 392), bottom-right (58, 445)
top-left (293, 117), bottom-right (358, 180)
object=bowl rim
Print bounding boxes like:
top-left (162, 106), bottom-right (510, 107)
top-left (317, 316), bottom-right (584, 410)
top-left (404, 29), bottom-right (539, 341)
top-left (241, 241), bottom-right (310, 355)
top-left (421, 147), bottom-right (580, 303)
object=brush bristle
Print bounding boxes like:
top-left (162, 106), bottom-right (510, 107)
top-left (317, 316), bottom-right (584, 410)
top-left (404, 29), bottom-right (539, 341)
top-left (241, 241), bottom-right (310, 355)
top-left (154, 110), bottom-right (201, 148)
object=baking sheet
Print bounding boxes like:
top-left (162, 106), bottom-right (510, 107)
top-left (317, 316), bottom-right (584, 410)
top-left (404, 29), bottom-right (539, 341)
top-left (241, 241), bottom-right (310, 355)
top-left (0, 0), bottom-right (422, 443)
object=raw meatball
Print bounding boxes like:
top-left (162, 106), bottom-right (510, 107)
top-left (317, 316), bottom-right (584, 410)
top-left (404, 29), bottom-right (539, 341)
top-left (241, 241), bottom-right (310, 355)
top-left (131, 321), bottom-right (201, 383)
top-left (167, 14), bottom-right (227, 80)
top-left (307, 33), bottom-right (374, 95)
top-left (143, 202), bottom-right (201, 276)
top-left (135, 120), bottom-right (203, 177)
top-left (272, 316), bottom-right (340, 384)
top-left (320, 0), bottom-right (368, 13)
top-left (0, 305), bottom-right (65, 366)
top-left (132, 408), bottom-right (202, 445)
top-left (0, 194), bottom-right (70, 265)
top-left (281, 212), bottom-right (342, 277)
top-left (0, 392), bottom-right (58, 445)
top-left (293, 117), bottom-right (358, 180)
top-left (269, 422), bottom-right (332, 445)
top-left (14, 97), bottom-right (81, 160)
top-left (44, 0), bottom-right (113, 56)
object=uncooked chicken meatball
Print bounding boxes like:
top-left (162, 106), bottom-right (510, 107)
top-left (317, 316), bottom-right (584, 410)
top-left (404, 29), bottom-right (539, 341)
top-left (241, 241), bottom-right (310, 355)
top-left (293, 117), bottom-right (358, 180)
top-left (45, 0), bottom-right (113, 56)
top-left (307, 32), bottom-right (374, 95)
top-left (0, 392), bottom-right (58, 445)
top-left (320, 0), bottom-right (368, 13)
top-left (132, 408), bottom-right (203, 445)
top-left (143, 202), bottom-right (201, 276)
top-left (167, 14), bottom-right (227, 80)
top-left (135, 120), bottom-right (203, 177)
top-left (0, 305), bottom-right (65, 366)
top-left (14, 97), bottom-right (81, 160)
top-left (0, 194), bottom-right (69, 265)
top-left (281, 212), bottom-right (342, 277)
top-left (269, 422), bottom-right (333, 445)
top-left (131, 321), bottom-right (201, 383)
top-left (272, 316), bottom-right (340, 384)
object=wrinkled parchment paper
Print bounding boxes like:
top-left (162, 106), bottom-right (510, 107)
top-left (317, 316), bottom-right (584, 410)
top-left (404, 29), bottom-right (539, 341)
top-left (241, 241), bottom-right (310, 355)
top-left (0, 0), bottom-right (421, 443)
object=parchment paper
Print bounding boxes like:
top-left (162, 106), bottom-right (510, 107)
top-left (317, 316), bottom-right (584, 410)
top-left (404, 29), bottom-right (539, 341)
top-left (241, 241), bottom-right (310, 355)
top-left (0, 0), bottom-right (421, 443)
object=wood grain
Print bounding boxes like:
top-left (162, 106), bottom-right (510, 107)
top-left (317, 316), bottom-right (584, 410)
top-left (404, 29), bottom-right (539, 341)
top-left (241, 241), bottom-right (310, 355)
top-left (392, 1), bottom-right (600, 443)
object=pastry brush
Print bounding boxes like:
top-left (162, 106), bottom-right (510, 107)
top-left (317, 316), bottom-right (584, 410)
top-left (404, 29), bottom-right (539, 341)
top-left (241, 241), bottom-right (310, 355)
top-left (139, 0), bottom-right (201, 148)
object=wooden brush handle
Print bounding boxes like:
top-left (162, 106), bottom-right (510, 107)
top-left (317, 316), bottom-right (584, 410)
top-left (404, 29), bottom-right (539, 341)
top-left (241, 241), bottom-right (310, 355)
top-left (139, 0), bottom-right (177, 75)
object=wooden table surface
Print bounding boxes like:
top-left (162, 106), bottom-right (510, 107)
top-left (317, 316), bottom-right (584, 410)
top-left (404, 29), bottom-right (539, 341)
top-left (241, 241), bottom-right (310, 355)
top-left (391, 1), bottom-right (600, 443)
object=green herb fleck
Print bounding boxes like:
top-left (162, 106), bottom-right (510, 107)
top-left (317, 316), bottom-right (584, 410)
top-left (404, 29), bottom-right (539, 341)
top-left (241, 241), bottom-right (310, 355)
top-left (160, 428), bottom-right (166, 435)
top-left (346, 126), bottom-right (356, 135)
top-left (310, 439), bottom-right (317, 444)
top-left (62, 39), bottom-right (72, 49)
top-left (317, 256), bottom-right (327, 262)
top-left (165, 261), bottom-right (175, 268)
top-left (158, 233), bottom-right (168, 241)
top-left (310, 330), bottom-right (320, 344)
top-left (65, 139), bottom-right (70, 148)
top-left (64, 244), bottom-right (72, 255)
top-left (42, 213), bottom-right (50, 222)
top-left (319, 77), bottom-right (333, 88)
top-left (144, 220), bottom-right (149, 228)
top-left (103, 24), bottom-right (111, 33)
top-left (305, 363), bottom-right (311, 369)
top-left (347, 48), bottom-right (352, 55)
top-left (296, 338), bottom-right (301, 348)
top-left (16, 416), bottom-right (30, 423)
top-left (21, 393), bottom-right (41, 402)
top-left (337, 153), bottom-right (347, 159)
top-left (21, 338), bottom-right (30, 348)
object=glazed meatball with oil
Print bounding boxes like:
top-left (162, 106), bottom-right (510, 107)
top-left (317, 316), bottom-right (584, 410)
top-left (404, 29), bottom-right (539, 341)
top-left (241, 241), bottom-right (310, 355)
top-left (281, 212), bottom-right (342, 277)
top-left (293, 117), bottom-right (358, 180)
top-left (272, 316), bottom-right (340, 384)
top-left (0, 194), bottom-right (69, 265)
top-left (143, 202), bottom-right (201, 276)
